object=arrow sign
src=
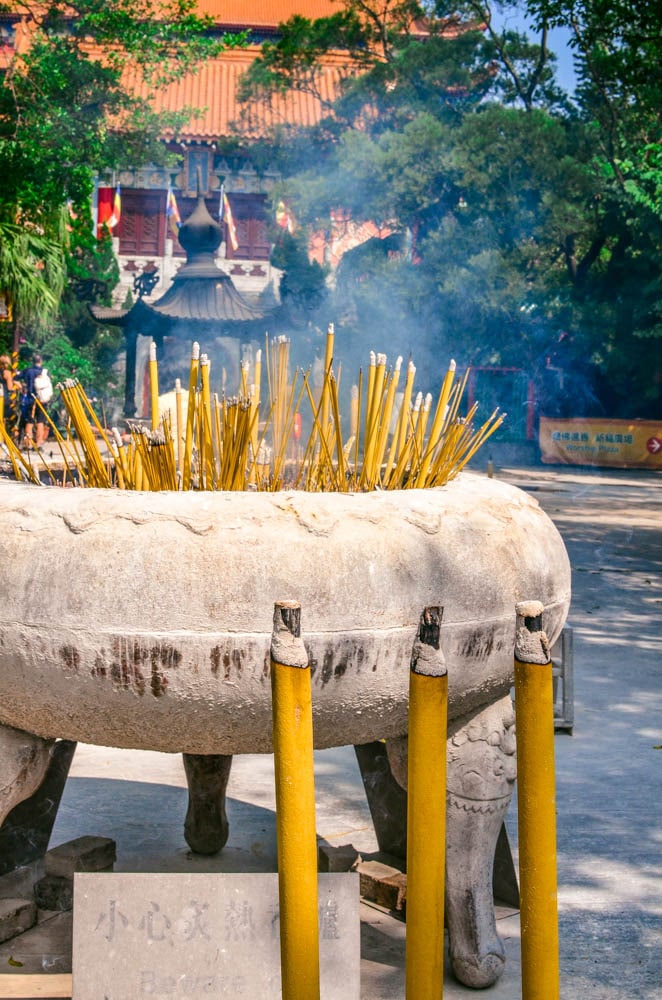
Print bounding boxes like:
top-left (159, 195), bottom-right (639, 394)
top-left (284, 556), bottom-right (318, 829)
top-left (646, 437), bottom-right (662, 454)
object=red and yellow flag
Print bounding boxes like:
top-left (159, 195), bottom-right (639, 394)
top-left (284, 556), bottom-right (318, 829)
top-left (97, 184), bottom-right (121, 237)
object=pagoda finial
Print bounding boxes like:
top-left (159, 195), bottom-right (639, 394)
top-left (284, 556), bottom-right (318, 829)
top-left (177, 169), bottom-right (223, 262)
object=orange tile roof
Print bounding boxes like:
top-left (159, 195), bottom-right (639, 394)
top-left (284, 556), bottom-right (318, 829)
top-left (134, 48), bottom-right (351, 141)
top-left (0, 0), bottom-right (339, 23)
top-left (195, 0), bottom-right (343, 28)
top-left (4, 0), bottom-right (467, 142)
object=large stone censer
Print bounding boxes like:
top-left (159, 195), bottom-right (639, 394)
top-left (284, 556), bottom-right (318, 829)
top-left (0, 473), bottom-right (570, 987)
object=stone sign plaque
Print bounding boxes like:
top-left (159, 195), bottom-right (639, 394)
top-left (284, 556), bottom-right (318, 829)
top-left (72, 872), bottom-right (359, 999)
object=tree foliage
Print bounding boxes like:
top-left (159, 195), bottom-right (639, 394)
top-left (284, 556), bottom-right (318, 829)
top-left (526, 0), bottom-right (662, 214)
top-left (0, 219), bottom-right (66, 327)
top-left (245, 0), bottom-right (661, 418)
top-left (0, 0), bottom-right (237, 214)
top-left (0, 0), bottom-right (242, 375)
top-left (271, 229), bottom-right (328, 318)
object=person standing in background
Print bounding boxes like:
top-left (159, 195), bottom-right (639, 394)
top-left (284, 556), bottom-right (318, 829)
top-left (0, 354), bottom-right (17, 436)
top-left (17, 352), bottom-right (50, 449)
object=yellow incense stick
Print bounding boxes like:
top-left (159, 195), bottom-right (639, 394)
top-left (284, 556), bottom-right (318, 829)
top-left (149, 341), bottom-right (159, 431)
top-left (183, 342), bottom-right (200, 490)
top-left (371, 356), bottom-right (402, 488)
top-left (11, 333), bottom-right (504, 496)
top-left (414, 360), bottom-right (456, 488)
top-left (175, 379), bottom-right (184, 476)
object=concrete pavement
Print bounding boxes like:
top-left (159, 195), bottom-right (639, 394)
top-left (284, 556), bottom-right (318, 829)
top-left (1, 463), bottom-right (660, 998)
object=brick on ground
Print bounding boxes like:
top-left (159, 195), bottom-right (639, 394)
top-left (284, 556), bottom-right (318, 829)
top-left (0, 898), bottom-right (37, 944)
top-left (44, 836), bottom-right (116, 878)
top-left (34, 874), bottom-right (74, 912)
top-left (355, 860), bottom-right (407, 913)
top-left (318, 844), bottom-right (361, 873)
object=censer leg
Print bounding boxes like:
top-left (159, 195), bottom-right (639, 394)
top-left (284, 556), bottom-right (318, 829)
top-left (182, 753), bottom-right (233, 855)
top-left (0, 724), bottom-right (55, 829)
top-left (445, 695), bottom-right (517, 988)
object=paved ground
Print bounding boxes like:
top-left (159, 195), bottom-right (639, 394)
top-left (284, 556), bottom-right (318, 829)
top-left (1, 463), bottom-right (660, 998)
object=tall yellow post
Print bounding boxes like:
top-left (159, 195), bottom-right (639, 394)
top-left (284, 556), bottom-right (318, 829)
top-left (149, 340), bottom-right (159, 430)
top-left (406, 606), bottom-right (448, 1000)
top-left (270, 602), bottom-right (320, 1000)
top-left (514, 600), bottom-right (560, 1000)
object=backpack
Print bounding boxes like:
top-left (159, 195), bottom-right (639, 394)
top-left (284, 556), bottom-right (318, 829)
top-left (34, 368), bottom-right (53, 404)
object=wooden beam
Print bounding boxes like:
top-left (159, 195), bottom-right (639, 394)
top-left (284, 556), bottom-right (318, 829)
top-left (0, 974), bottom-right (72, 998)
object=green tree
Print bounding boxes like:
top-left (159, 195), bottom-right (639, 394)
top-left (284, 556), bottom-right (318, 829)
top-left (526, 0), bottom-right (662, 212)
top-left (0, 214), bottom-right (66, 355)
top-left (521, 0), bottom-right (662, 409)
top-left (0, 0), bottom-right (244, 366)
top-left (0, 0), bottom-right (241, 214)
top-left (60, 219), bottom-right (120, 348)
top-left (242, 0), bottom-right (661, 417)
top-left (271, 229), bottom-right (328, 320)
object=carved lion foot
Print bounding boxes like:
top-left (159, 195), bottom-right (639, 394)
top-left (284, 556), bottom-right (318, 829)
top-left (384, 693), bottom-right (517, 989)
top-left (446, 695), bottom-right (517, 988)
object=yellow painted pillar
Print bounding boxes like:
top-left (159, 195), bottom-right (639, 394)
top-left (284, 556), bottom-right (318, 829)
top-left (149, 340), bottom-right (159, 430)
top-left (514, 600), bottom-right (560, 1000)
top-left (406, 606), bottom-right (448, 1000)
top-left (270, 602), bottom-right (320, 1000)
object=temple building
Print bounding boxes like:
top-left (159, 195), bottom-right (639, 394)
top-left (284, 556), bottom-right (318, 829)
top-left (101, 0), bottom-right (352, 313)
top-left (91, 188), bottom-right (266, 416)
top-left (101, 0), bottom-right (469, 306)
top-left (88, 0), bottom-right (356, 414)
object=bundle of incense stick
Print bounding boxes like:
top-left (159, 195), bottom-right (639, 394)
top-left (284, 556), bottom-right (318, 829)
top-left (26, 327), bottom-right (505, 492)
top-left (0, 421), bottom-right (41, 485)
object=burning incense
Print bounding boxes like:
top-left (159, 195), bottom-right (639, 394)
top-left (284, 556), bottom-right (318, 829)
top-left (25, 328), bottom-right (504, 496)
top-left (392, 359), bottom-right (416, 472)
top-left (182, 342), bottom-right (200, 490)
top-left (414, 359), bottom-right (456, 488)
top-left (149, 341), bottom-right (159, 431)
top-left (175, 379), bottom-right (184, 476)
top-left (318, 323), bottom-right (335, 451)
top-left (200, 355), bottom-right (214, 489)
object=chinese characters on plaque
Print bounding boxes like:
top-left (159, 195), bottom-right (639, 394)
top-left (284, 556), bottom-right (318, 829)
top-left (73, 872), bottom-right (359, 998)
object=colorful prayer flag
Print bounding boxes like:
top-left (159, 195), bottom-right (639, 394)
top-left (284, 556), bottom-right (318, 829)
top-left (219, 185), bottom-right (238, 251)
top-left (109, 185), bottom-right (121, 228)
top-left (276, 200), bottom-right (295, 234)
top-left (97, 184), bottom-right (121, 237)
top-left (166, 185), bottom-right (181, 236)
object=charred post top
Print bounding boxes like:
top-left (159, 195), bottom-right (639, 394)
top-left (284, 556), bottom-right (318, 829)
top-left (411, 606), bottom-right (447, 677)
top-left (515, 600), bottom-right (551, 665)
top-left (271, 601), bottom-right (309, 669)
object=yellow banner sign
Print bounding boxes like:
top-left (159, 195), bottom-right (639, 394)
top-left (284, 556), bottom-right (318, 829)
top-left (539, 417), bottom-right (662, 469)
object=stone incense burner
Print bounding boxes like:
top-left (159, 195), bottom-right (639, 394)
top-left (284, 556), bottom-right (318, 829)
top-left (0, 473), bottom-right (570, 987)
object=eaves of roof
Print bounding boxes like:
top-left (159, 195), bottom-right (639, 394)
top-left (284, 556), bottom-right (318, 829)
top-left (90, 273), bottom-right (264, 326)
top-left (148, 273), bottom-right (263, 323)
